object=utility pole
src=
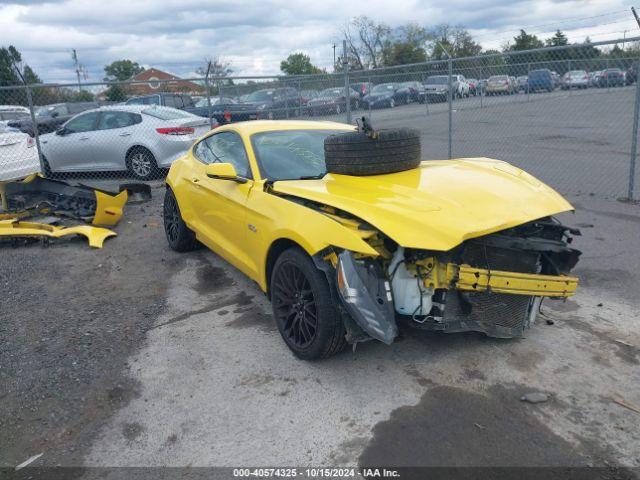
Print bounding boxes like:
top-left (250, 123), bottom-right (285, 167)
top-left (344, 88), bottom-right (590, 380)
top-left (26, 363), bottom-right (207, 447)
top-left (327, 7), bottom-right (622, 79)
top-left (343, 40), bottom-right (351, 124)
top-left (71, 49), bottom-right (83, 92)
top-left (332, 43), bottom-right (336, 71)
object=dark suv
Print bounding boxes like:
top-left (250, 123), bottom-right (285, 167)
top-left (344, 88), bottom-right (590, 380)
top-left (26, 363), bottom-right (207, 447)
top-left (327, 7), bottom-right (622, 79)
top-left (125, 93), bottom-right (195, 109)
top-left (242, 88), bottom-right (303, 119)
top-left (8, 102), bottom-right (100, 136)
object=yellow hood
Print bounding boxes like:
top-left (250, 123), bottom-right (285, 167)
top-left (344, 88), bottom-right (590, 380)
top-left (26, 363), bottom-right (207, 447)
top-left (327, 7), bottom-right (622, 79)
top-left (272, 158), bottom-right (574, 251)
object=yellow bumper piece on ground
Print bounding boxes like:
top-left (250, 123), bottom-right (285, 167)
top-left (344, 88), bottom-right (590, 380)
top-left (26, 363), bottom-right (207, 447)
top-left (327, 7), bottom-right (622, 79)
top-left (0, 219), bottom-right (116, 248)
top-left (93, 190), bottom-right (128, 226)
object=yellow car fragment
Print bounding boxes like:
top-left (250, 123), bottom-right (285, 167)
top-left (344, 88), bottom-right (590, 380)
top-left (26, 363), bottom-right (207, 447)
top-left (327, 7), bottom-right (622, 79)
top-left (0, 219), bottom-right (116, 248)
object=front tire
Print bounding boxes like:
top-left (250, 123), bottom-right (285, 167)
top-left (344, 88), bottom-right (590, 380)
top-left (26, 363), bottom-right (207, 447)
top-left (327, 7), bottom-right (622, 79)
top-left (163, 188), bottom-right (200, 252)
top-left (270, 248), bottom-right (346, 360)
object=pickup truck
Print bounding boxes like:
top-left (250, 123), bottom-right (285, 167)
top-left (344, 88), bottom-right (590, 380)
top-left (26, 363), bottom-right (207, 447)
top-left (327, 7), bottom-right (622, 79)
top-left (125, 93), bottom-right (258, 124)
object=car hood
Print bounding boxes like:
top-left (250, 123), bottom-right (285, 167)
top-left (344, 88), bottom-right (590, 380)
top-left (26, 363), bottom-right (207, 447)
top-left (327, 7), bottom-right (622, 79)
top-left (272, 158), bottom-right (574, 251)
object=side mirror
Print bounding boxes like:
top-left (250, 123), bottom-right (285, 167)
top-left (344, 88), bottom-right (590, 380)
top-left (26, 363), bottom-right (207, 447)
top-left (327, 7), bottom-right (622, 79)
top-left (56, 127), bottom-right (67, 136)
top-left (205, 163), bottom-right (247, 183)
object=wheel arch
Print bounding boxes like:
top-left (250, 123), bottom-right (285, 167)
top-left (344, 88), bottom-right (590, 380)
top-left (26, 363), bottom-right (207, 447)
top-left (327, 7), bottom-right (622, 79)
top-left (264, 237), bottom-right (308, 299)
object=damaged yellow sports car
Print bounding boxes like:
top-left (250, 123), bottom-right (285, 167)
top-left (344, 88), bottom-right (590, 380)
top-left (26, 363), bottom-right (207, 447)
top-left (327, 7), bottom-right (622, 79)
top-left (164, 120), bottom-right (580, 360)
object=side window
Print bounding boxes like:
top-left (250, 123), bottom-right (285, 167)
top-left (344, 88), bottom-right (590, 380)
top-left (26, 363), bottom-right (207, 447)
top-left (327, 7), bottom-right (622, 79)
top-left (165, 95), bottom-right (182, 109)
top-left (64, 112), bottom-right (99, 133)
top-left (97, 111), bottom-right (136, 130)
top-left (55, 105), bottom-right (69, 116)
top-left (194, 132), bottom-right (251, 178)
top-left (182, 95), bottom-right (194, 108)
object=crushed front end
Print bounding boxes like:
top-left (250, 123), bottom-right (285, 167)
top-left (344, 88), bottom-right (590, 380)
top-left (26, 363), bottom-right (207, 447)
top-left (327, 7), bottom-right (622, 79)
top-left (332, 216), bottom-right (581, 343)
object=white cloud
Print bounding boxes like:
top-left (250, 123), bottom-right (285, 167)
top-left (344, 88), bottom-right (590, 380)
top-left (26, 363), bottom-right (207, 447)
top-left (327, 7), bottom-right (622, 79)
top-left (0, 0), bottom-right (635, 83)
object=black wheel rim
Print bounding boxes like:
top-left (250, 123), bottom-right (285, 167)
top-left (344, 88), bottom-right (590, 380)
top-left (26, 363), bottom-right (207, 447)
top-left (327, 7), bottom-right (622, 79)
top-left (272, 263), bottom-right (317, 348)
top-left (164, 193), bottom-right (180, 245)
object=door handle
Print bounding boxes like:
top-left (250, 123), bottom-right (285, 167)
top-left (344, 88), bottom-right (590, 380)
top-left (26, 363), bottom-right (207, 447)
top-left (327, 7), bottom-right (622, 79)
top-left (119, 132), bottom-right (131, 137)
top-left (79, 137), bottom-right (89, 140)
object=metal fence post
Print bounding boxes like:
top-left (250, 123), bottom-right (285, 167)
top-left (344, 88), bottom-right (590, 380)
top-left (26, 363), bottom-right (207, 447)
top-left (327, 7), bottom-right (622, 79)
top-left (527, 62), bottom-right (531, 102)
top-left (24, 83), bottom-right (45, 173)
top-left (628, 61), bottom-right (640, 200)
top-left (448, 57), bottom-right (453, 159)
top-left (568, 59), bottom-right (572, 96)
top-left (343, 40), bottom-right (351, 124)
top-left (204, 75), bottom-right (214, 129)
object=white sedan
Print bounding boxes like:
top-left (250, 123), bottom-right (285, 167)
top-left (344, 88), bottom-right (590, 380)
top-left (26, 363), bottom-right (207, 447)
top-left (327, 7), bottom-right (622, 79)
top-left (0, 126), bottom-right (40, 182)
top-left (40, 105), bottom-right (214, 180)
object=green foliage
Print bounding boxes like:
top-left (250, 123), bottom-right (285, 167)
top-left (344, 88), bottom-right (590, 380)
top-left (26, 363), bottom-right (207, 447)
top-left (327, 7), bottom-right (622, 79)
top-left (509, 30), bottom-right (545, 51)
top-left (104, 60), bottom-right (144, 81)
top-left (383, 42), bottom-right (427, 66)
top-left (73, 90), bottom-right (95, 101)
top-left (546, 30), bottom-right (569, 47)
top-left (280, 53), bottom-right (324, 75)
top-left (105, 84), bottom-right (127, 102)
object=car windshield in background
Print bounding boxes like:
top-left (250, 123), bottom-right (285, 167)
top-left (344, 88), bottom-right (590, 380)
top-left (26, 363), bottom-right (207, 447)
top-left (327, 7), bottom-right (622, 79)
top-left (319, 88), bottom-right (343, 97)
top-left (251, 129), bottom-right (347, 181)
top-left (127, 96), bottom-right (160, 105)
top-left (372, 84), bottom-right (395, 93)
top-left (246, 90), bottom-right (274, 102)
top-left (142, 108), bottom-right (192, 120)
top-left (425, 76), bottom-right (449, 85)
top-left (35, 106), bottom-right (57, 117)
top-left (195, 97), bottom-right (234, 107)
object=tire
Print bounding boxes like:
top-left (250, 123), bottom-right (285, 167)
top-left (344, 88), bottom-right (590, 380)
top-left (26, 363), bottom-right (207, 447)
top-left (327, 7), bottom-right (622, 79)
top-left (324, 128), bottom-right (421, 176)
top-left (163, 188), bottom-right (200, 252)
top-left (389, 98), bottom-right (395, 108)
top-left (270, 248), bottom-right (346, 360)
top-left (127, 147), bottom-right (159, 180)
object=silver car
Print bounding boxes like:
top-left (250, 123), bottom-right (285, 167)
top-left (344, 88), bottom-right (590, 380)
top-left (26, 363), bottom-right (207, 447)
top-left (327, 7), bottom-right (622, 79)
top-left (40, 105), bottom-right (213, 180)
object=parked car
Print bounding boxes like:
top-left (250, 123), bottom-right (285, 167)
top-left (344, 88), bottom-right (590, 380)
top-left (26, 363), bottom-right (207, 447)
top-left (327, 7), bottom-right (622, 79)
top-left (561, 70), bottom-right (589, 90)
top-left (0, 125), bottom-right (40, 181)
top-left (0, 106), bottom-right (30, 128)
top-left (477, 79), bottom-right (488, 95)
top-left (452, 75), bottom-right (469, 98)
top-left (8, 102), bottom-right (100, 136)
top-left (423, 75), bottom-right (450, 103)
top-left (486, 75), bottom-right (514, 95)
top-left (39, 105), bottom-right (212, 180)
top-left (528, 69), bottom-right (555, 92)
top-left (467, 78), bottom-right (478, 96)
top-left (626, 64), bottom-right (637, 85)
top-left (243, 88), bottom-right (303, 119)
top-left (126, 93), bottom-right (196, 110)
top-left (350, 82), bottom-right (373, 99)
top-left (162, 120), bottom-right (580, 360)
top-left (300, 90), bottom-right (320, 103)
top-left (187, 96), bottom-right (259, 124)
top-left (589, 71), bottom-right (602, 87)
top-left (307, 87), bottom-right (359, 115)
top-left (396, 81), bottom-right (426, 103)
top-left (362, 83), bottom-right (401, 109)
top-left (598, 68), bottom-right (625, 87)
top-left (516, 76), bottom-right (528, 92)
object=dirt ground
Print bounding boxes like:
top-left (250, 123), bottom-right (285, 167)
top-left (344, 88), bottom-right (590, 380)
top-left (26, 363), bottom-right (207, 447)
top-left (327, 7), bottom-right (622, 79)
top-left (1, 182), bottom-right (639, 479)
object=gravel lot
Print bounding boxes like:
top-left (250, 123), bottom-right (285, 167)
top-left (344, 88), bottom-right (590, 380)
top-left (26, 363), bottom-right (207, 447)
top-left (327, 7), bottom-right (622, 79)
top-left (1, 181), bottom-right (639, 478)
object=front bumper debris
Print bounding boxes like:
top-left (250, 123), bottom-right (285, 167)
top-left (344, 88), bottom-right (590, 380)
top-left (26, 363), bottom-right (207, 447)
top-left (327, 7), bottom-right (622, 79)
top-left (0, 218), bottom-right (116, 248)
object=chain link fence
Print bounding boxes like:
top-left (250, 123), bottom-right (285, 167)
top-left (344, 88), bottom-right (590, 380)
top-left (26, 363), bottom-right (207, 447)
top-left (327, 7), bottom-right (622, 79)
top-left (0, 36), bottom-right (638, 199)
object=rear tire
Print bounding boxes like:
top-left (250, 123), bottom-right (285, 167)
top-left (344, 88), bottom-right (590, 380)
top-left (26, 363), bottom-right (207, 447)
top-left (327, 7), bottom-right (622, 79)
top-left (163, 188), bottom-right (200, 252)
top-left (127, 147), bottom-right (159, 180)
top-left (270, 248), bottom-right (346, 360)
top-left (324, 128), bottom-right (421, 176)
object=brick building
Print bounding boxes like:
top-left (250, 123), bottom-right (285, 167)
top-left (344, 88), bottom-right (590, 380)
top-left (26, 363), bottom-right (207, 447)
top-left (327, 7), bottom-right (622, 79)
top-left (129, 68), bottom-right (203, 95)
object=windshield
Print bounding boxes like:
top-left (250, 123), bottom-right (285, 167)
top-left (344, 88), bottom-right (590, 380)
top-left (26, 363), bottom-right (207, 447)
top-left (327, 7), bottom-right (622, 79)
top-left (35, 105), bottom-right (59, 117)
top-left (371, 84), bottom-right (395, 93)
top-left (319, 88), bottom-right (342, 98)
top-left (246, 90), bottom-right (274, 102)
top-left (251, 129), bottom-right (350, 181)
top-left (489, 76), bottom-right (508, 81)
top-left (425, 76), bottom-right (448, 85)
top-left (142, 107), bottom-right (192, 120)
top-left (195, 97), bottom-right (229, 107)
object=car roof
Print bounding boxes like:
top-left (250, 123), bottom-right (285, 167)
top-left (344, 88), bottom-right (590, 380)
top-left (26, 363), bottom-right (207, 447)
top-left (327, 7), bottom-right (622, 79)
top-left (95, 104), bottom-right (182, 113)
top-left (213, 120), bottom-right (355, 136)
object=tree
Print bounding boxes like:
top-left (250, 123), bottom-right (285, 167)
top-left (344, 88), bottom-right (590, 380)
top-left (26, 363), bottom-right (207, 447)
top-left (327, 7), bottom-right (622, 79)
top-left (105, 84), bottom-right (126, 102)
top-left (280, 53), bottom-right (323, 75)
top-left (103, 60), bottom-right (144, 81)
top-left (383, 42), bottom-right (427, 66)
top-left (343, 16), bottom-right (391, 69)
top-left (196, 56), bottom-right (233, 78)
top-left (426, 25), bottom-right (482, 59)
top-left (546, 30), bottom-right (568, 47)
top-left (508, 30), bottom-right (544, 51)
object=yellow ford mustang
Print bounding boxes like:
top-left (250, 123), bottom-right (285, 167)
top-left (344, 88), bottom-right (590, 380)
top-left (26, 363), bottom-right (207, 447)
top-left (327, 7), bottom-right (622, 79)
top-left (164, 120), bottom-right (580, 360)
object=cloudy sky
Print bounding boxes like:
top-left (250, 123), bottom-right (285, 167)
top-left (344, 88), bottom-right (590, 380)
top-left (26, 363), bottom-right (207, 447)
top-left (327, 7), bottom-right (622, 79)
top-left (0, 0), bottom-right (637, 84)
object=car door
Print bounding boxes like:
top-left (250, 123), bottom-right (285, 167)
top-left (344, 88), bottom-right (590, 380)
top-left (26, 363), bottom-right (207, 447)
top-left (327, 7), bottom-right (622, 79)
top-left (42, 111), bottom-right (100, 172)
top-left (187, 131), bottom-right (256, 277)
top-left (93, 110), bottom-right (141, 170)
